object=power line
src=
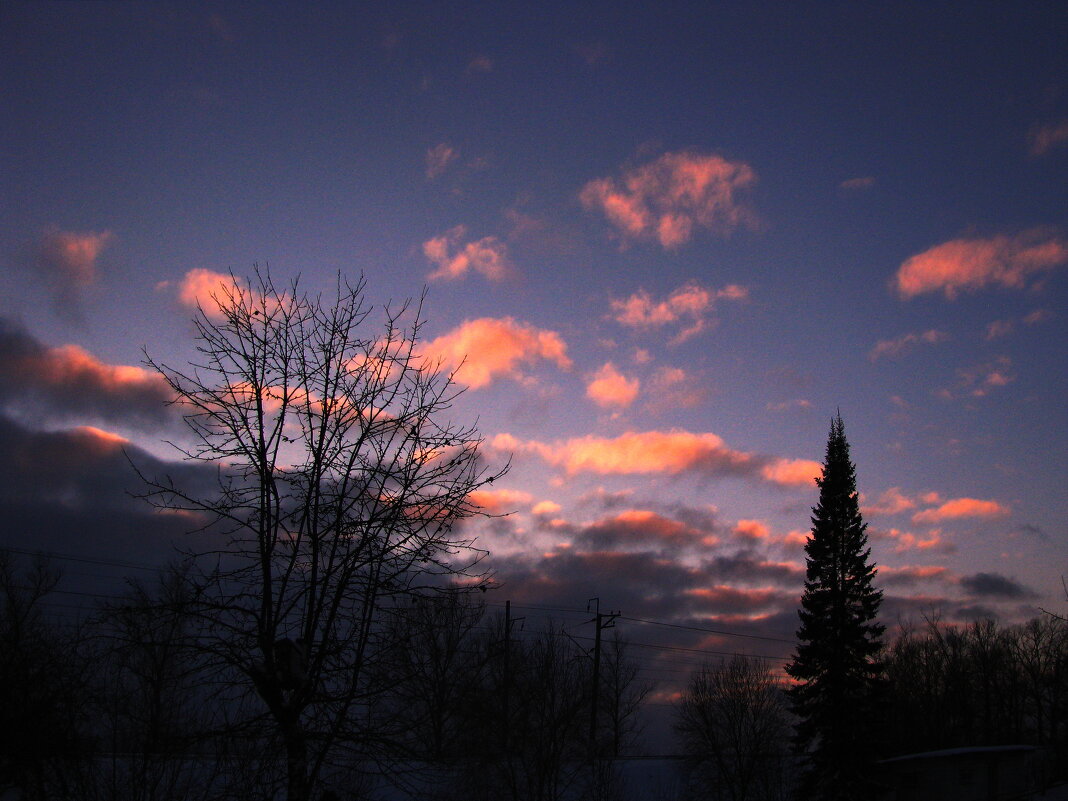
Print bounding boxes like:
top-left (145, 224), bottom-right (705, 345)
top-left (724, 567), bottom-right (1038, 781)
top-left (0, 544), bottom-right (161, 573)
top-left (619, 614), bottom-right (795, 646)
top-left (487, 601), bottom-right (796, 647)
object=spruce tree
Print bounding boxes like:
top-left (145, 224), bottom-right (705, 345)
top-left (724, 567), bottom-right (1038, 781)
top-left (787, 415), bottom-right (884, 800)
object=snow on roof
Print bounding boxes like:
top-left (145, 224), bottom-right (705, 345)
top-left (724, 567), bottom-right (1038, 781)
top-left (878, 744), bottom-right (1037, 764)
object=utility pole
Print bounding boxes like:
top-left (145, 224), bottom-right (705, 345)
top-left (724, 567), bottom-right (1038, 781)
top-left (502, 600), bottom-right (523, 753)
top-left (587, 598), bottom-right (619, 760)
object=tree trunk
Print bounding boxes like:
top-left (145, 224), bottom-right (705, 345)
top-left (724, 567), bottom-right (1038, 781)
top-left (283, 719), bottom-right (310, 801)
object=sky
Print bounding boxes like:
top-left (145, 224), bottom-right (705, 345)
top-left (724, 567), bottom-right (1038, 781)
top-left (1, 2), bottom-right (1067, 688)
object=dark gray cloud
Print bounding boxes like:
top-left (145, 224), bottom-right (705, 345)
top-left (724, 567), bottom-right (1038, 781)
top-left (0, 317), bottom-right (175, 429)
top-left (0, 414), bottom-right (219, 580)
top-left (701, 550), bottom-right (804, 586)
top-left (960, 572), bottom-right (1038, 600)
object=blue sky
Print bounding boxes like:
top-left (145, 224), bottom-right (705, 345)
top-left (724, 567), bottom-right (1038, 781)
top-left (1, 2), bottom-right (1066, 668)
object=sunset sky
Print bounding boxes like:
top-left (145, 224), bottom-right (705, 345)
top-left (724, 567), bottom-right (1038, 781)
top-left (2, 3), bottom-right (1066, 674)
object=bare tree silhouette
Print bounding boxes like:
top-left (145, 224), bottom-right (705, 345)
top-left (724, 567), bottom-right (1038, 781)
top-left (675, 655), bottom-right (790, 801)
top-left (138, 270), bottom-right (506, 801)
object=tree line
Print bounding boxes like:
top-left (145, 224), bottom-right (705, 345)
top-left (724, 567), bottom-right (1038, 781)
top-left (4, 550), bottom-right (1065, 801)
top-left (0, 556), bottom-right (652, 800)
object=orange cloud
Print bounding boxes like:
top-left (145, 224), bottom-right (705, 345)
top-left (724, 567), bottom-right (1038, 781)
top-left (495, 429), bottom-right (753, 477)
top-left (37, 228), bottom-right (113, 288)
top-left (586, 362), bottom-right (640, 408)
top-left (610, 282), bottom-right (748, 343)
top-left (531, 500), bottom-right (561, 516)
top-left (425, 142), bottom-right (458, 179)
top-left (75, 425), bottom-right (129, 446)
top-left (869, 329), bottom-right (947, 361)
top-left (760, 458), bottom-right (822, 487)
top-left (494, 428), bottom-right (817, 487)
top-left (423, 317), bottom-right (571, 388)
top-left (894, 231), bottom-right (1068, 299)
top-left (467, 487), bottom-right (533, 515)
top-left (580, 151), bottom-right (757, 248)
top-left (423, 225), bottom-right (512, 281)
top-left (783, 529), bottom-right (809, 547)
top-left (1029, 120), bottom-right (1068, 156)
top-left (734, 519), bottom-right (770, 540)
top-left (912, 497), bottom-right (1010, 523)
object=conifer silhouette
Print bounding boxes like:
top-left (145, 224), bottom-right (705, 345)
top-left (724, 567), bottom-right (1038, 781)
top-left (787, 414), bottom-right (884, 800)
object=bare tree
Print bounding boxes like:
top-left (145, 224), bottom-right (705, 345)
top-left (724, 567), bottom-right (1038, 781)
top-left (598, 630), bottom-right (652, 759)
top-left (138, 270), bottom-right (506, 801)
top-left (89, 564), bottom-right (227, 801)
top-left (0, 552), bottom-right (90, 800)
top-left (675, 655), bottom-right (790, 801)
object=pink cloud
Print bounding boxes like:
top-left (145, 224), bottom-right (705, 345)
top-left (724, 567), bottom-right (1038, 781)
top-left (423, 225), bottom-right (512, 282)
top-left (912, 497), bottom-right (1010, 524)
top-left (868, 329), bottom-right (948, 361)
top-left (425, 143), bottom-right (458, 179)
top-left (572, 41), bottom-right (610, 66)
top-left (760, 458), bottom-right (822, 487)
top-left (1023, 308), bottom-right (1052, 325)
top-left (586, 362), bottom-right (640, 408)
top-left (644, 366), bottom-right (706, 413)
top-left (467, 54), bottom-right (493, 73)
top-left (876, 527), bottom-right (953, 554)
top-left (984, 319), bottom-right (1014, 340)
top-left (1029, 120), bottom-right (1068, 156)
top-left (37, 228), bottom-right (113, 288)
top-left (423, 317), bottom-right (571, 388)
top-left (176, 268), bottom-right (246, 318)
top-left (685, 586), bottom-right (784, 613)
top-left (939, 357), bottom-right (1015, 399)
top-left (879, 564), bottom-right (952, 587)
top-left (580, 151), bottom-right (757, 248)
top-left (610, 281), bottom-right (748, 343)
top-left (861, 487), bottom-right (916, 517)
top-left (766, 398), bottom-right (812, 412)
top-left (894, 231), bottom-right (1068, 299)
top-left (839, 176), bottom-right (875, 191)
top-left (579, 509), bottom-right (712, 548)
